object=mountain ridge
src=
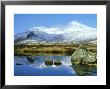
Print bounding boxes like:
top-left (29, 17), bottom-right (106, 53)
top-left (14, 21), bottom-right (97, 44)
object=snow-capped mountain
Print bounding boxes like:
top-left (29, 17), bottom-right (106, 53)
top-left (14, 21), bottom-right (97, 44)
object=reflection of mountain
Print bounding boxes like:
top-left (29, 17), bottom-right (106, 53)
top-left (14, 56), bottom-right (72, 68)
top-left (15, 21), bottom-right (97, 44)
top-left (27, 56), bottom-right (36, 64)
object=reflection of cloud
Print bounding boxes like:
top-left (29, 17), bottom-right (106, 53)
top-left (29, 21), bottom-right (96, 34)
top-left (29, 63), bottom-right (60, 69)
top-left (71, 70), bottom-right (76, 74)
top-left (61, 56), bottom-right (72, 66)
top-left (32, 63), bottom-right (46, 69)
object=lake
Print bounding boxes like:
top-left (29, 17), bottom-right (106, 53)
top-left (14, 56), bottom-right (97, 76)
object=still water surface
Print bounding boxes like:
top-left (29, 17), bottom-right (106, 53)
top-left (14, 56), bottom-right (97, 76)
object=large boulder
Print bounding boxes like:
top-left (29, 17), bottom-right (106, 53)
top-left (71, 47), bottom-right (96, 65)
top-left (83, 52), bottom-right (96, 64)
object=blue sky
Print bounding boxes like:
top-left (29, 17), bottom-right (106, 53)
top-left (14, 14), bottom-right (97, 34)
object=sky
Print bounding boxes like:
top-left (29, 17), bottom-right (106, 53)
top-left (14, 14), bottom-right (97, 34)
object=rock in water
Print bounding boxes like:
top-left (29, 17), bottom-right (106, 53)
top-left (54, 60), bottom-right (62, 66)
top-left (71, 47), bottom-right (96, 65)
top-left (45, 59), bottom-right (53, 66)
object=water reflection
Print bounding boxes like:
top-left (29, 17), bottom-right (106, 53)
top-left (72, 65), bottom-right (97, 76)
top-left (14, 56), bottom-right (97, 76)
top-left (27, 56), bottom-right (36, 64)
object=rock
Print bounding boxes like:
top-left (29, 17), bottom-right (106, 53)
top-left (16, 63), bottom-right (22, 65)
top-left (45, 59), bottom-right (53, 66)
top-left (54, 60), bottom-right (62, 66)
top-left (71, 47), bottom-right (96, 65)
top-left (83, 52), bottom-right (96, 64)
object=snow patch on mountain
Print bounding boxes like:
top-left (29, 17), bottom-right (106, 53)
top-left (14, 21), bottom-right (97, 44)
top-left (28, 21), bottom-right (96, 34)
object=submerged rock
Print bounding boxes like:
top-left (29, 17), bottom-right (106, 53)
top-left (71, 47), bottom-right (96, 65)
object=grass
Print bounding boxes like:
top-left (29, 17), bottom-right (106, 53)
top-left (14, 43), bottom-right (96, 56)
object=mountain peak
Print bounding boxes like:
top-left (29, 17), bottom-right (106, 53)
top-left (71, 21), bottom-right (81, 26)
